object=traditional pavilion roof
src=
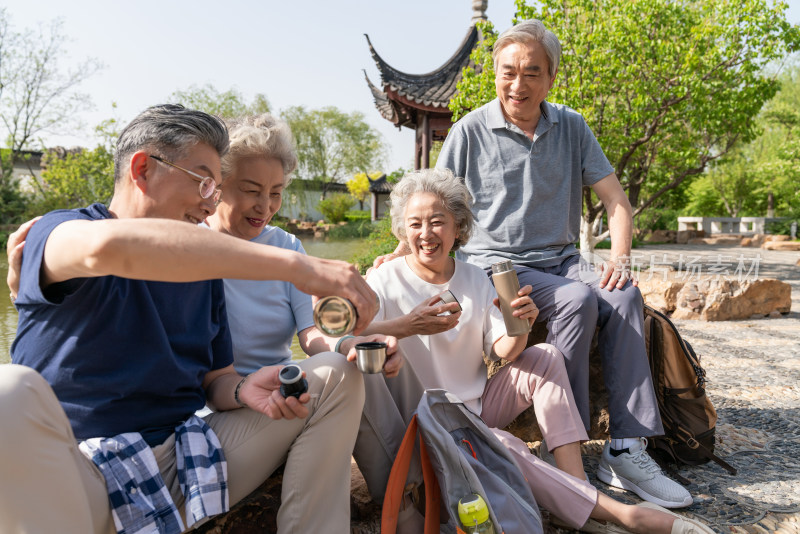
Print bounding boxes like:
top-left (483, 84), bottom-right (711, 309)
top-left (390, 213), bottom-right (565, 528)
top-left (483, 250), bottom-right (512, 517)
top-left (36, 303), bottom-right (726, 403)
top-left (368, 173), bottom-right (392, 194)
top-left (364, 24), bottom-right (481, 128)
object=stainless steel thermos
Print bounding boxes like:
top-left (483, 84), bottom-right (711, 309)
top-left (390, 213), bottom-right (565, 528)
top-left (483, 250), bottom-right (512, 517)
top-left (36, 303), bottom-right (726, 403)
top-left (490, 260), bottom-right (531, 337)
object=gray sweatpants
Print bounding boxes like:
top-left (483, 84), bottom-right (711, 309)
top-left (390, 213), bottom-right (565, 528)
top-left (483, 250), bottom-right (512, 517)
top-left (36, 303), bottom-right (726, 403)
top-left (507, 254), bottom-right (663, 438)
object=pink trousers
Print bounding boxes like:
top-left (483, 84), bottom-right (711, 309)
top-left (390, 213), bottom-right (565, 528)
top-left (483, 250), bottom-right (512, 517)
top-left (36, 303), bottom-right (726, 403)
top-left (480, 343), bottom-right (598, 529)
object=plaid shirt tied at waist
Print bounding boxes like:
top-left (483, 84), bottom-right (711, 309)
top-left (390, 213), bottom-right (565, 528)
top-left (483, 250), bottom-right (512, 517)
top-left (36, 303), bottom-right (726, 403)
top-left (79, 415), bottom-right (229, 534)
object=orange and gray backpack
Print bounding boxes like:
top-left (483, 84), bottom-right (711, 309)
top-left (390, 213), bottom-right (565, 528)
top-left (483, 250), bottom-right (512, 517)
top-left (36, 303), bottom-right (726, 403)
top-left (381, 389), bottom-right (542, 534)
top-left (644, 305), bottom-right (736, 478)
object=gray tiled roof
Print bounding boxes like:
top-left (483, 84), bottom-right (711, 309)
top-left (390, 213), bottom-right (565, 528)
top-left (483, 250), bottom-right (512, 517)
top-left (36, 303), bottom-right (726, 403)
top-left (368, 174), bottom-right (392, 194)
top-left (364, 25), bottom-right (480, 122)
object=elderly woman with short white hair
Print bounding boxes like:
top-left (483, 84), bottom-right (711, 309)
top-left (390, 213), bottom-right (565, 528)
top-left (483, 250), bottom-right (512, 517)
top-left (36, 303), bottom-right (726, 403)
top-left (361, 167), bottom-right (715, 534)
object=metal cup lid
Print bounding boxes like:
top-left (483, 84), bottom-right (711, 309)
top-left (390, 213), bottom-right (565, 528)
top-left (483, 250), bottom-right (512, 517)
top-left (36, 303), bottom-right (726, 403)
top-left (313, 296), bottom-right (357, 337)
top-left (491, 260), bottom-right (514, 274)
top-left (438, 290), bottom-right (462, 312)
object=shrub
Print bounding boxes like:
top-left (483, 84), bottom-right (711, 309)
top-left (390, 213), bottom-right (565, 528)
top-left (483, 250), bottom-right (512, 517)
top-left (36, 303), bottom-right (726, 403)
top-left (345, 209), bottom-right (370, 221)
top-left (328, 220), bottom-right (375, 240)
top-left (316, 193), bottom-right (355, 224)
top-left (351, 217), bottom-right (398, 273)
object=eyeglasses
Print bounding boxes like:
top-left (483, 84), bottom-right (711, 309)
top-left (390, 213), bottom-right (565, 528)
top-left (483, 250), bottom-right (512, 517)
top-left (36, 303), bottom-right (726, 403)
top-left (149, 155), bottom-right (222, 205)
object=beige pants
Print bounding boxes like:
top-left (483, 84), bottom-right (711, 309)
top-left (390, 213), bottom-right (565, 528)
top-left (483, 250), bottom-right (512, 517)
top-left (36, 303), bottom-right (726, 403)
top-left (0, 352), bottom-right (364, 534)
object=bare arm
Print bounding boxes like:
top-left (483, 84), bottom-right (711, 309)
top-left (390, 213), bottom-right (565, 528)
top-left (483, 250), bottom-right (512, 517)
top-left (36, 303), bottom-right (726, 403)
top-left (591, 173), bottom-right (636, 291)
top-left (490, 285), bottom-right (538, 362)
top-left (40, 218), bottom-right (378, 332)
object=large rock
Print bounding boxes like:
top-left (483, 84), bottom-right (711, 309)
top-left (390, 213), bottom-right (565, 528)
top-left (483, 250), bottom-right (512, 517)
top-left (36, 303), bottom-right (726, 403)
top-left (646, 229), bottom-right (677, 243)
top-left (637, 277), bottom-right (684, 314)
top-left (687, 236), bottom-right (742, 246)
top-left (762, 240), bottom-right (800, 251)
top-left (676, 229), bottom-right (705, 244)
top-left (672, 278), bottom-right (792, 320)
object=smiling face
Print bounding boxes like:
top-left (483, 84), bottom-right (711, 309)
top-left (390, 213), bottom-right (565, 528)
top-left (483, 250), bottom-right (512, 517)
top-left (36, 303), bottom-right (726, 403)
top-left (494, 41), bottom-right (556, 133)
top-left (142, 142), bottom-right (222, 224)
top-left (209, 156), bottom-right (286, 240)
top-left (403, 192), bottom-right (458, 282)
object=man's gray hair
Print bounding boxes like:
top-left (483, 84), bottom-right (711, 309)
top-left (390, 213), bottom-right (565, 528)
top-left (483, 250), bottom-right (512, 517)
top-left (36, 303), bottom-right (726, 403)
top-left (222, 113), bottom-right (298, 187)
top-left (114, 104), bottom-right (229, 183)
top-left (493, 19), bottom-right (561, 78)
top-left (390, 168), bottom-right (473, 251)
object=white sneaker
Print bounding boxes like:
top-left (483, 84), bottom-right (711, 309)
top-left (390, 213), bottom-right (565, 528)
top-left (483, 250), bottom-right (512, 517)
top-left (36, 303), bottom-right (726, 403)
top-left (596, 438), bottom-right (692, 508)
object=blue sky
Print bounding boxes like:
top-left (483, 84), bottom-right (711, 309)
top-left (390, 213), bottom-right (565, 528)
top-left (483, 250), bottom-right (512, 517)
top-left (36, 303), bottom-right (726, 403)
top-left (2, 0), bottom-right (798, 173)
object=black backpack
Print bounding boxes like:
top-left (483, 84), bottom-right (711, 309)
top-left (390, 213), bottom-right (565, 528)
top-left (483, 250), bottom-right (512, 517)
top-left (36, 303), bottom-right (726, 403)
top-left (643, 305), bottom-right (736, 478)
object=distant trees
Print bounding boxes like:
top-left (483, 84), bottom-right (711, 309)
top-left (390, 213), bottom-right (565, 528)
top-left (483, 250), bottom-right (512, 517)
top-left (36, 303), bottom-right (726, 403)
top-left (282, 106), bottom-right (386, 198)
top-left (0, 9), bottom-right (102, 222)
top-left (168, 84), bottom-right (271, 118)
top-left (451, 0), bottom-right (800, 250)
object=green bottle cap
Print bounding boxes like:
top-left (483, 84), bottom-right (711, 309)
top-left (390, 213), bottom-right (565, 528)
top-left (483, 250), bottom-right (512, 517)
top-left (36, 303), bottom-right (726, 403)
top-left (457, 493), bottom-right (490, 526)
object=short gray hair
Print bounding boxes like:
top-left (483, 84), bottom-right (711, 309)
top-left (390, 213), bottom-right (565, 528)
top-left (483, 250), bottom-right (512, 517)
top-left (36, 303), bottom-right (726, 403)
top-left (115, 104), bottom-right (229, 183)
top-left (390, 168), bottom-right (473, 251)
top-left (221, 113), bottom-right (298, 187)
top-left (493, 19), bottom-right (561, 79)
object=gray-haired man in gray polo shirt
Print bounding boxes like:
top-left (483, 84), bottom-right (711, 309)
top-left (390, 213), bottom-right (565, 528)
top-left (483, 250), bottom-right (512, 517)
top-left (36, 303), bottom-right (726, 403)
top-left (432, 20), bottom-right (693, 509)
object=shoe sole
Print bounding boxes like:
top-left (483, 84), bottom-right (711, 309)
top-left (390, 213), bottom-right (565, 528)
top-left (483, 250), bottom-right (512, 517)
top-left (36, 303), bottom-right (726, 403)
top-left (596, 464), bottom-right (693, 509)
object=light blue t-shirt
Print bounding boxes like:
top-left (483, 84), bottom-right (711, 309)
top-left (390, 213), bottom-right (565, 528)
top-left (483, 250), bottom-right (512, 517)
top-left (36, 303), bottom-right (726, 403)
top-left (436, 98), bottom-right (615, 269)
top-left (218, 226), bottom-right (314, 373)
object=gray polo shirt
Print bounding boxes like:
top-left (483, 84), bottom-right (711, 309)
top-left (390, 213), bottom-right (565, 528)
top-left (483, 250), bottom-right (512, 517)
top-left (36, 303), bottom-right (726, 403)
top-left (436, 98), bottom-right (614, 269)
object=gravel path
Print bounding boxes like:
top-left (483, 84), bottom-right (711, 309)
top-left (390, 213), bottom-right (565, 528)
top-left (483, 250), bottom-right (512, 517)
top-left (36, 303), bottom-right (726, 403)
top-left (570, 244), bottom-right (800, 533)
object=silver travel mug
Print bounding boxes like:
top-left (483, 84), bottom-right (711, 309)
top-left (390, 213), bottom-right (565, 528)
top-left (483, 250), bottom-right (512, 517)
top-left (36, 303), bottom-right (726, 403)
top-left (491, 260), bottom-right (531, 337)
top-left (355, 341), bottom-right (387, 373)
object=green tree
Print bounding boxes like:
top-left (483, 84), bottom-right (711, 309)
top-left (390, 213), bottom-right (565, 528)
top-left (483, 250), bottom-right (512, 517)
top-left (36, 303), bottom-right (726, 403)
top-left (316, 193), bottom-right (355, 224)
top-left (451, 0), bottom-right (800, 252)
top-left (168, 84), bottom-right (271, 118)
top-left (34, 145), bottom-right (114, 213)
top-left (347, 171), bottom-right (382, 210)
top-left (282, 106), bottom-right (386, 198)
top-left (0, 10), bottom-right (102, 222)
top-left (690, 62), bottom-right (800, 219)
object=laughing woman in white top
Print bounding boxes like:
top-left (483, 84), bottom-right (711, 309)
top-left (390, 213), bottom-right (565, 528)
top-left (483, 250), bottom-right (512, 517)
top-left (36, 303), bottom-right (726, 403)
top-left (361, 168), bottom-right (714, 534)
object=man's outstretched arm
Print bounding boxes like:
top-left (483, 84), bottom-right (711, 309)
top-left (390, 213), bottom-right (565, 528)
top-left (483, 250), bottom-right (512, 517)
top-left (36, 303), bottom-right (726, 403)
top-left (38, 218), bottom-right (378, 332)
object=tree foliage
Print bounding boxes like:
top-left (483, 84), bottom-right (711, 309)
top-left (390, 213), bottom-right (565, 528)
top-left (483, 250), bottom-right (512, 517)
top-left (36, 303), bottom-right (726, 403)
top-left (316, 193), bottom-right (355, 224)
top-left (347, 171), bottom-right (382, 210)
top-left (282, 106), bottom-right (386, 197)
top-left (0, 9), bottom-right (102, 222)
top-left (34, 145), bottom-right (114, 213)
top-left (687, 62), bottom-right (800, 218)
top-left (450, 0), bottom-right (800, 250)
top-left (168, 84), bottom-right (270, 118)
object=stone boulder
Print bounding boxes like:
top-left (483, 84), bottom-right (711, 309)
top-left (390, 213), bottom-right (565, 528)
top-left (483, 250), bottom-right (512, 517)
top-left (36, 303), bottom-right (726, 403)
top-left (646, 229), bottom-right (677, 243)
top-left (671, 278), bottom-right (791, 321)
top-left (676, 229), bottom-right (705, 244)
top-left (637, 277), bottom-right (684, 314)
top-left (762, 240), bottom-right (800, 251)
top-left (687, 236), bottom-right (742, 246)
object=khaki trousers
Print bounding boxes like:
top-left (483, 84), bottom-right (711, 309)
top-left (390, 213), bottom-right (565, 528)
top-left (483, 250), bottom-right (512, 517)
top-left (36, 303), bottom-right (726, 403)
top-left (0, 352), bottom-right (364, 534)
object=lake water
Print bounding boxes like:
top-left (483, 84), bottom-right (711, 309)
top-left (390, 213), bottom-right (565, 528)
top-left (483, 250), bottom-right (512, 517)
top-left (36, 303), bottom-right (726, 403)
top-left (0, 237), bottom-right (369, 364)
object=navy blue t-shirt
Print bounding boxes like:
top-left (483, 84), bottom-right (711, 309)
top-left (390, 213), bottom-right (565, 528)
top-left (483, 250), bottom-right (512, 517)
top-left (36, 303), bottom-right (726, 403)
top-left (11, 203), bottom-right (233, 446)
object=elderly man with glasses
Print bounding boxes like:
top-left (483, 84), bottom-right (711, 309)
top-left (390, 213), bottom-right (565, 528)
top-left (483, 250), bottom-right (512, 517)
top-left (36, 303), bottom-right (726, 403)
top-left (0, 104), bottom-right (376, 534)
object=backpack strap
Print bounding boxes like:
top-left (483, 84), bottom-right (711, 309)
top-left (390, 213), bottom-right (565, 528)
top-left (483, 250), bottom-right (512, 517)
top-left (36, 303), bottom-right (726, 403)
top-left (381, 415), bottom-right (442, 534)
top-left (419, 435), bottom-right (441, 533)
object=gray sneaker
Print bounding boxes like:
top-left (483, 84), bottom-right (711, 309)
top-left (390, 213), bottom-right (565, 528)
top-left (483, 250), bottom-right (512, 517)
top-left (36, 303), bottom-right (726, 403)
top-left (596, 438), bottom-right (692, 508)
top-left (538, 439), bottom-right (558, 468)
